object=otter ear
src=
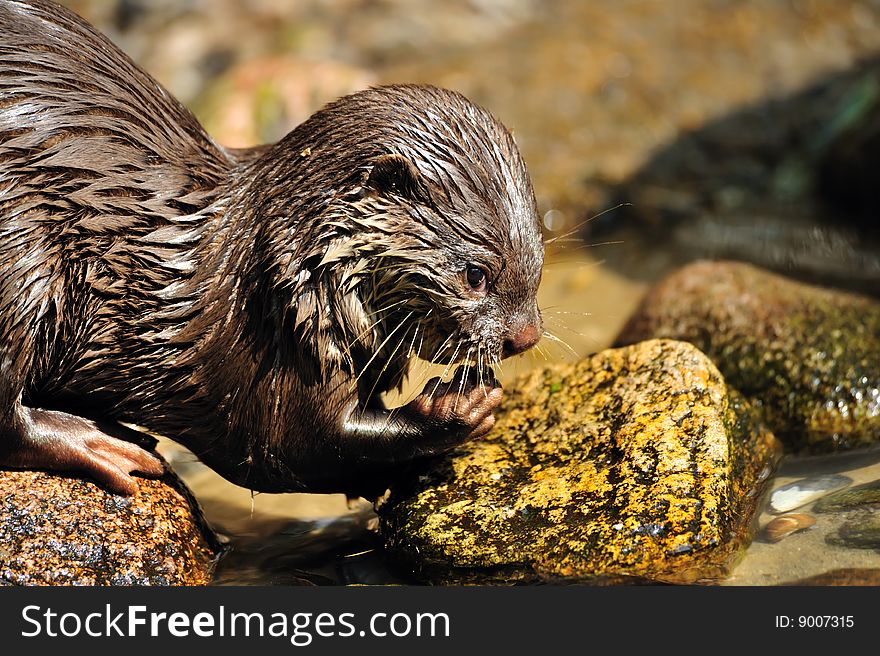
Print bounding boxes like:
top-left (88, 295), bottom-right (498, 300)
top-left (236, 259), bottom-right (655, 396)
top-left (364, 154), bottom-right (428, 201)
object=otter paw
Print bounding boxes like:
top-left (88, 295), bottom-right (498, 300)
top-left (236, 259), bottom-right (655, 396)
top-left (7, 407), bottom-right (165, 496)
top-left (406, 366), bottom-right (503, 452)
top-left (71, 433), bottom-right (166, 495)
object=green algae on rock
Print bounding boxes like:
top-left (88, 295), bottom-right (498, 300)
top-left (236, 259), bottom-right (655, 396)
top-left (380, 339), bottom-right (780, 584)
top-left (0, 468), bottom-right (222, 585)
top-left (616, 261), bottom-right (880, 453)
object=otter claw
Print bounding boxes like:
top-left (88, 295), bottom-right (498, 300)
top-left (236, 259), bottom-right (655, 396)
top-left (77, 435), bottom-right (165, 495)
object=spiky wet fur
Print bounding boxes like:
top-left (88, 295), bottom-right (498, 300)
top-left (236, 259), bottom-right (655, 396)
top-left (0, 0), bottom-right (543, 491)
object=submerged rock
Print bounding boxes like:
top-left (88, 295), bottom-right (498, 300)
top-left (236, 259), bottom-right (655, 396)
top-left (826, 511), bottom-right (880, 550)
top-left (814, 479), bottom-right (880, 513)
top-left (380, 339), bottom-right (780, 584)
top-left (616, 261), bottom-right (880, 452)
top-left (0, 468), bottom-right (222, 586)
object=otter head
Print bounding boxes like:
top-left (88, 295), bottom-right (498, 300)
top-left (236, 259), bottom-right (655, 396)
top-left (259, 85), bottom-right (543, 387)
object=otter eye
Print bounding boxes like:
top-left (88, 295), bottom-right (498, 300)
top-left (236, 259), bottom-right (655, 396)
top-left (466, 265), bottom-right (488, 292)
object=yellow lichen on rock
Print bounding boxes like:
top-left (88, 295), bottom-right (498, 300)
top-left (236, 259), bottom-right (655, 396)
top-left (381, 339), bottom-right (780, 584)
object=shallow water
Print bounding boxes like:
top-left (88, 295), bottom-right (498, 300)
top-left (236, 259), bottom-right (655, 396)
top-left (160, 406), bottom-right (880, 586)
top-left (727, 448), bottom-right (880, 585)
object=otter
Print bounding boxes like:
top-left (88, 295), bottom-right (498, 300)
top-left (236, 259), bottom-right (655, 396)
top-left (0, 0), bottom-right (544, 497)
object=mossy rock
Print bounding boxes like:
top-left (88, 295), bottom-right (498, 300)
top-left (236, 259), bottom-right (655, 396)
top-left (616, 260), bottom-right (880, 452)
top-left (380, 339), bottom-right (780, 584)
top-left (0, 467), bottom-right (222, 585)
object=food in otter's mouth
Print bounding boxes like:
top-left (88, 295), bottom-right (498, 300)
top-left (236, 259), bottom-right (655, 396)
top-left (0, 0), bottom-right (544, 498)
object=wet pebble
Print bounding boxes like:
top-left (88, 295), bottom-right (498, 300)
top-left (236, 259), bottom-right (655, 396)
top-left (762, 513), bottom-right (816, 543)
top-left (813, 479), bottom-right (880, 514)
top-left (769, 474), bottom-right (851, 513)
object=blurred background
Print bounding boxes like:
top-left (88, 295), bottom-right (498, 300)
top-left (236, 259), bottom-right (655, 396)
top-left (56, 0), bottom-right (880, 583)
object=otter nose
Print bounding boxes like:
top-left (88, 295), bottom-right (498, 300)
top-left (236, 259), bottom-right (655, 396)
top-left (502, 323), bottom-right (541, 359)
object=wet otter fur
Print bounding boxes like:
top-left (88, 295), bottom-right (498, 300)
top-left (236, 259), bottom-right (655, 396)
top-left (0, 0), bottom-right (544, 496)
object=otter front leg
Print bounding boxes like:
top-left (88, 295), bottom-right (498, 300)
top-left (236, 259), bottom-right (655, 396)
top-left (332, 367), bottom-right (501, 499)
top-left (343, 366), bottom-right (503, 463)
top-left (0, 402), bottom-right (165, 495)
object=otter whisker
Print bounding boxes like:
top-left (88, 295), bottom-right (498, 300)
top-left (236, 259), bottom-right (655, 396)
top-left (547, 238), bottom-right (624, 247)
top-left (541, 330), bottom-right (579, 358)
top-left (353, 310), bottom-right (414, 387)
top-left (546, 240), bottom-right (624, 254)
top-left (491, 350), bottom-right (505, 377)
top-left (380, 323), bottom-right (424, 392)
top-left (540, 306), bottom-right (594, 318)
top-left (430, 330), bottom-right (457, 364)
top-left (542, 258), bottom-right (607, 269)
top-left (476, 344), bottom-right (488, 399)
top-left (533, 342), bottom-right (550, 361)
top-left (368, 319), bottom-right (416, 400)
top-left (543, 314), bottom-right (594, 339)
top-left (454, 347), bottom-right (474, 413)
top-left (360, 297), bottom-right (412, 320)
top-left (439, 341), bottom-right (463, 380)
top-left (399, 324), bottom-right (427, 396)
top-left (416, 327), bottom-right (426, 360)
top-left (390, 358), bottom-right (432, 425)
top-left (341, 297), bottom-right (412, 356)
top-left (406, 318), bottom-right (424, 359)
top-left (429, 341), bottom-right (462, 400)
top-left (543, 203), bottom-right (631, 246)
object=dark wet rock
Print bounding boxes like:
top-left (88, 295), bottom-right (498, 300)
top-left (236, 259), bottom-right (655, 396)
top-left (617, 261), bottom-right (880, 453)
top-left (380, 339), bottom-right (780, 584)
top-left (814, 480), bottom-right (880, 514)
top-left (826, 511), bottom-right (880, 550)
top-left (0, 468), bottom-right (222, 585)
top-left (782, 568), bottom-right (880, 586)
top-left (769, 474), bottom-right (852, 514)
